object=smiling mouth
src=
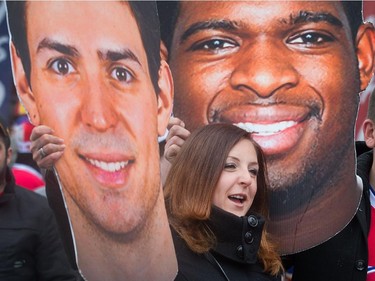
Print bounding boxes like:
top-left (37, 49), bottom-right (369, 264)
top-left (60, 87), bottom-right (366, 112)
top-left (77, 153), bottom-right (135, 188)
top-left (228, 194), bottom-right (247, 204)
top-left (209, 104), bottom-right (321, 155)
top-left (85, 157), bottom-right (131, 172)
top-left (235, 120), bottom-right (298, 136)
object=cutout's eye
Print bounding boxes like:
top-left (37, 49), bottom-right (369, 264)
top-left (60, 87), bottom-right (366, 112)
top-left (288, 32), bottom-right (334, 46)
top-left (49, 58), bottom-right (75, 75)
top-left (191, 38), bottom-right (238, 52)
top-left (110, 67), bottom-right (133, 83)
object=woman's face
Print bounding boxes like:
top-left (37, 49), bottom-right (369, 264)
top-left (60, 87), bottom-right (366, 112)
top-left (212, 139), bottom-right (259, 217)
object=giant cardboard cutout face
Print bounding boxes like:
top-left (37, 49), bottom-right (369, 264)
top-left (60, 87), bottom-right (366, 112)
top-left (7, 0), bottom-right (375, 263)
top-left (7, 1), bottom-right (176, 280)
top-left (162, 1), bottom-right (375, 254)
top-left (21, 0), bottom-right (166, 234)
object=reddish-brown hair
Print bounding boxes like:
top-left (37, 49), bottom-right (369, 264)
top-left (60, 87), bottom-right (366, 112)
top-left (164, 123), bottom-right (283, 275)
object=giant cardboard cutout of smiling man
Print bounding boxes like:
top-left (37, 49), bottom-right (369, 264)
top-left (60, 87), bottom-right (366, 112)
top-left (6, 1), bottom-right (178, 280)
top-left (158, 1), bottom-right (375, 254)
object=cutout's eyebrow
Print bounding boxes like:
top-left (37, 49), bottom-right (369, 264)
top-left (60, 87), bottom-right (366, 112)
top-left (36, 38), bottom-right (141, 67)
top-left (37, 38), bottom-right (79, 57)
top-left (287, 11), bottom-right (343, 28)
top-left (180, 19), bottom-right (240, 44)
top-left (179, 11), bottom-right (343, 45)
top-left (97, 49), bottom-right (141, 66)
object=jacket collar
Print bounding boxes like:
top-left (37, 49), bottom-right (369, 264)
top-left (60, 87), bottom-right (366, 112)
top-left (357, 150), bottom-right (373, 185)
top-left (208, 206), bottom-right (265, 264)
top-left (356, 150), bottom-right (373, 236)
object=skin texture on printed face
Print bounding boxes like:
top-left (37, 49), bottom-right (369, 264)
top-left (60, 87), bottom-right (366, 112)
top-left (23, 1), bottom-right (161, 237)
top-left (10, 1), bottom-right (177, 280)
top-left (170, 1), bottom-right (358, 195)
top-left (167, 1), bottom-right (375, 253)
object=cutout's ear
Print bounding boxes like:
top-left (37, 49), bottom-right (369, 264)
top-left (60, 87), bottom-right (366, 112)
top-left (363, 118), bottom-right (375, 149)
top-left (10, 42), bottom-right (40, 125)
top-left (356, 23), bottom-right (375, 91)
top-left (156, 60), bottom-right (174, 137)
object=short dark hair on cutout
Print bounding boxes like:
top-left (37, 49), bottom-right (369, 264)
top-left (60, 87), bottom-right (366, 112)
top-left (341, 1), bottom-right (363, 40)
top-left (157, 1), bottom-right (364, 52)
top-left (157, 1), bottom-right (180, 52)
top-left (6, 1), bottom-right (161, 93)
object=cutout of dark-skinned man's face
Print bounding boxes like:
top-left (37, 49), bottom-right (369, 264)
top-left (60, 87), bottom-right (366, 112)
top-left (166, 1), bottom-right (375, 253)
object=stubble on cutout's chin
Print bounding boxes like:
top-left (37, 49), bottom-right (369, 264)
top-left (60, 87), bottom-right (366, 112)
top-left (267, 127), bottom-right (355, 219)
top-left (57, 154), bottom-right (162, 242)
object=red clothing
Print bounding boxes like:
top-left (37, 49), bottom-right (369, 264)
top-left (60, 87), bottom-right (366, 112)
top-left (11, 163), bottom-right (45, 192)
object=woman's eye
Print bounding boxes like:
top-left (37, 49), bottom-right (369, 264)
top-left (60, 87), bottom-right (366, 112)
top-left (50, 59), bottom-right (75, 75)
top-left (288, 32), bottom-right (334, 46)
top-left (191, 39), bottom-right (237, 51)
top-left (110, 67), bottom-right (133, 82)
top-left (224, 163), bottom-right (236, 169)
top-left (248, 169), bottom-right (258, 176)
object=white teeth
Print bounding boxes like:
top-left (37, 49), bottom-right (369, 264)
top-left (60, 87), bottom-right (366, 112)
top-left (229, 195), bottom-right (245, 200)
top-left (88, 158), bottom-right (129, 172)
top-left (235, 121), bottom-right (297, 135)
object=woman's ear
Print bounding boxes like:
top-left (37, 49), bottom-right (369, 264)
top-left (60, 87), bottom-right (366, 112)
top-left (10, 42), bottom-right (40, 125)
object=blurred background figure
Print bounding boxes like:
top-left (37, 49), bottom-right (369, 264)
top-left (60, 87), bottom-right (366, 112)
top-left (0, 119), bottom-right (78, 281)
top-left (357, 89), bottom-right (375, 281)
top-left (11, 113), bottom-right (45, 194)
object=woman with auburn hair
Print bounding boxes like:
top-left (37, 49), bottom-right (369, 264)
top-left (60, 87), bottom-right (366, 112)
top-left (164, 123), bottom-right (283, 281)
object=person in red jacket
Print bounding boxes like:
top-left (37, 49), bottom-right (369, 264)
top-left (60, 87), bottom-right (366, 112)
top-left (358, 89), bottom-right (375, 281)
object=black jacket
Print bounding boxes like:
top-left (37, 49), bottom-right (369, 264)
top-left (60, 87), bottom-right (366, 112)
top-left (287, 145), bottom-right (371, 281)
top-left (44, 170), bottom-right (78, 271)
top-left (173, 207), bottom-right (280, 281)
top-left (356, 149), bottom-right (372, 231)
top-left (0, 168), bottom-right (78, 281)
